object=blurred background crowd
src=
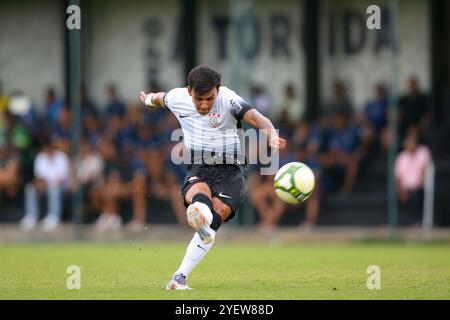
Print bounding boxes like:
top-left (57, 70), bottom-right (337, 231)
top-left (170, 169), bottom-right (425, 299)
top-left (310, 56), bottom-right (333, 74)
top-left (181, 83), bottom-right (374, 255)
top-left (0, 73), bottom-right (440, 232)
top-left (1, 0), bottom-right (449, 233)
top-left (0, 83), bottom-right (188, 232)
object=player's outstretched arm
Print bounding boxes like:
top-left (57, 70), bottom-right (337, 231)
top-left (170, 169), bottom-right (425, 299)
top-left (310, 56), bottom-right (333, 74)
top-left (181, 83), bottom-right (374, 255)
top-left (243, 108), bottom-right (286, 150)
top-left (139, 91), bottom-right (166, 108)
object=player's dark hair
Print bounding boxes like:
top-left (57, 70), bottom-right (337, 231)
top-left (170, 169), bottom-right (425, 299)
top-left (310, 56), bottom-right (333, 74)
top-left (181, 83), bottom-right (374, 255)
top-left (188, 65), bottom-right (221, 95)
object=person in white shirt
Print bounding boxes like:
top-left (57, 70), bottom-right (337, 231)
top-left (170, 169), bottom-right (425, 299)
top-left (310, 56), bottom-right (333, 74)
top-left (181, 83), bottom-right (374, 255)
top-left (20, 137), bottom-right (70, 231)
top-left (70, 137), bottom-right (104, 220)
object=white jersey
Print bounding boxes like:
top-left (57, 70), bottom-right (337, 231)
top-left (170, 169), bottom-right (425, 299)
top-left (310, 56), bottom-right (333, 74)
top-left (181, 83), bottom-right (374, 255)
top-left (163, 86), bottom-right (253, 164)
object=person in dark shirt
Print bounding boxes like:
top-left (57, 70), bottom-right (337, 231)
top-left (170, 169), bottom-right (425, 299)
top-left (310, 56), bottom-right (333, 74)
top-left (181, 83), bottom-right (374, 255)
top-left (44, 88), bottom-right (65, 126)
top-left (364, 84), bottom-right (389, 134)
top-left (325, 110), bottom-right (366, 193)
top-left (80, 85), bottom-right (98, 119)
top-left (398, 76), bottom-right (430, 142)
top-left (326, 80), bottom-right (355, 118)
top-left (105, 84), bottom-right (126, 118)
top-left (360, 83), bottom-right (389, 160)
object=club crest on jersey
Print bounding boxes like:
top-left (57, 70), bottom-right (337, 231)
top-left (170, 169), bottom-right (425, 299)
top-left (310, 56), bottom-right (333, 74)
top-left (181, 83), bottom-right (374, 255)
top-left (208, 113), bottom-right (221, 128)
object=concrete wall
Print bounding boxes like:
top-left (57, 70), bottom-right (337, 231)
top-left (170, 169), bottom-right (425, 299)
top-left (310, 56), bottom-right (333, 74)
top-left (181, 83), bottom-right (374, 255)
top-left (320, 0), bottom-right (430, 110)
top-left (87, 0), bottom-right (184, 108)
top-left (198, 0), bottom-right (306, 118)
top-left (0, 0), bottom-right (431, 116)
top-left (0, 0), bottom-right (64, 111)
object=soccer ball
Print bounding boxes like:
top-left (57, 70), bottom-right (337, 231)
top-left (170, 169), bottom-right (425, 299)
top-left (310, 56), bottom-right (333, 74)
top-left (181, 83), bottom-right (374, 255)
top-left (273, 162), bottom-right (315, 204)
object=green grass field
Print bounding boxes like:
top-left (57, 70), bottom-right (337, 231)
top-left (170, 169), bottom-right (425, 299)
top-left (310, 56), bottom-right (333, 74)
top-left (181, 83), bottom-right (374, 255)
top-left (0, 242), bottom-right (449, 299)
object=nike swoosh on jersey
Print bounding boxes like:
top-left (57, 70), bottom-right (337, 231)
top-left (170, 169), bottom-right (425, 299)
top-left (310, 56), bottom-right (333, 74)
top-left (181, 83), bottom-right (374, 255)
top-left (179, 114), bottom-right (190, 118)
top-left (218, 192), bottom-right (232, 199)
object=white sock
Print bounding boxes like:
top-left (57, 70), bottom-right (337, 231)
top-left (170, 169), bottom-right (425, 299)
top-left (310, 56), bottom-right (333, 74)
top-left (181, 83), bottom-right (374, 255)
top-left (175, 231), bottom-right (216, 277)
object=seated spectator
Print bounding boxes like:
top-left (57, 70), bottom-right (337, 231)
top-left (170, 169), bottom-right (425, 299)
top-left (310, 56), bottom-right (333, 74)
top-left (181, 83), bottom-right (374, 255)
top-left (248, 84), bottom-right (271, 117)
top-left (2, 109), bottom-right (33, 152)
top-left (137, 111), bottom-right (187, 225)
top-left (95, 136), bottom-right (125, 231)
top-left (103, 114), bottom-right (127, 151)
top-left (275, 83), bottom-right (303, 138)
top-left (128, 123), bottom-right (161, 229)
top-left (323, 110), bottom-right (367, 193)
top-left (363, 84), bottom-right (389, 134)
top-left (82, 113), bottom-right (102, 150)
top-left (0, 82), bottom-right (9, 115)
top-left (395, 128), bottom-right (431, 225)
top-left (0, 140), bottom-right (21, 200)
top-left (249, 171), bottom-right (285, 228)
top-left (121, 102), bottom-right (141, 148)
top-left (105, 84), bottom-right (126, 118)
top-left (44, 87), bottom-right (65, 126)
top-left (7, 92), bottom-right (40, 137)
top-left (70, 138), bottom-right (104, 216)
top-left (145, 144), bottom-right (187, 225)
top-left (325, 80), bottom-right (355, 118)
top-left (123, 154), bottom-right (148, 231)
top-left (0, 83), bottom-right (9, 138)
top-left (249, 144), bottom-right (296, 228)
top-left (20, 137), bottom-right (70, 231)
top-left (95, 137), bottom-right (147, 232)
top-left (292, 120), bottom-right (324, 229)
top-left (80, 85), bottom-right (98, 119)
top-left (360, 83), bottom-right (388, 157)
top-left (51, 106), bottom-right (71, 154)
top-left (96, 169), bottom-right (127, 231)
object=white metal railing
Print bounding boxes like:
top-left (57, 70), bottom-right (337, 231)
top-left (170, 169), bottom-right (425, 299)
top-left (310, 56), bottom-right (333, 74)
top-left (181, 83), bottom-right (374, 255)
top-left (422, 160), bottom-right (435, 230)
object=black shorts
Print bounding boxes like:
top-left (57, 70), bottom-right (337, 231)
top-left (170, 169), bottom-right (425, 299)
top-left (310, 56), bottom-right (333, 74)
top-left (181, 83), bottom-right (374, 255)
top-left (181, 164), bottom-right (248, 222)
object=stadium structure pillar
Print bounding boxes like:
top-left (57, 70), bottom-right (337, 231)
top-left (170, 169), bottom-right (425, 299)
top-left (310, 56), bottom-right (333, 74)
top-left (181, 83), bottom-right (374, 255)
top-left (182, 0), bottom-right (198, 77)
top-left (387, 0), bottom-right (400, 239)
top-left (66, 0), bottom-right (83, 239)
top-left (430, 0), bottom-right (448, 128)
top-left (229, 0), bottom-right (257, 227)
top-left (304, 0), bottom-right (320, 121)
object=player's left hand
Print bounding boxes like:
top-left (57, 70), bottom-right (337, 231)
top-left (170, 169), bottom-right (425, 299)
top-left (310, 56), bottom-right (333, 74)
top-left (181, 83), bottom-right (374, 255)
top-left (269, 136), bottom-right (286, 150)
top-left (279, 138), bottom-right (286, 149)
top-left (139, 91), bottom-right (148, 104)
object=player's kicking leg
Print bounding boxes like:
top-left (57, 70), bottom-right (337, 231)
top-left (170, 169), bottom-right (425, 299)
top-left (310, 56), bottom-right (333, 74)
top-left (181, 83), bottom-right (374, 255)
top-left (186, 199), bottom-right (215, 244)
top-left (166, 183), bottom-right (226, 290)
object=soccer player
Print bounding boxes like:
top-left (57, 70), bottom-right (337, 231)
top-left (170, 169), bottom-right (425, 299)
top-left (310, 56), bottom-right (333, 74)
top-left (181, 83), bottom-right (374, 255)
top-left (139, 65), bottom-right (285, 290)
